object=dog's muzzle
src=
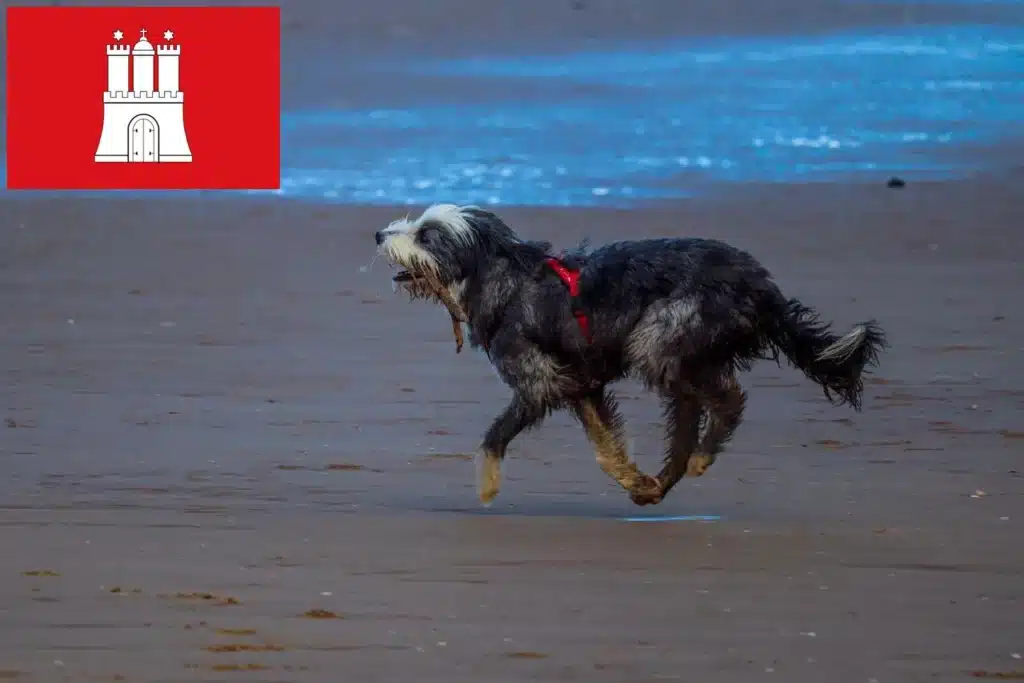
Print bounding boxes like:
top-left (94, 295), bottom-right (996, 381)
top-left (373, 230), bottom-right (427, 285)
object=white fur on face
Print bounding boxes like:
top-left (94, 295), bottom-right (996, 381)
top-left (377, 203), bottom-right (480, 275)
top-left (378, 224), bottom-right (439, 276)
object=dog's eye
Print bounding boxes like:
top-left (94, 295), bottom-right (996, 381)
top-left (418, 227), bottom-right (437, 244)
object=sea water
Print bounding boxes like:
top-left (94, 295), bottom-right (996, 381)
top-left (272, 23), bottom-right (1024, 206)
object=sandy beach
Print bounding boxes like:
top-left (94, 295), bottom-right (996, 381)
top-left (3, 0), bottom-right (1024, 680)
top-left (2, 177), bottom-right (1023, 682)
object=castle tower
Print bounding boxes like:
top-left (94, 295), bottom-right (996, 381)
top-left (157, 44), bottom-right (180, 94)
top-left (132, 30), bottom-right (154, 93)
top-left (105, 44), bottom-right (130, 94)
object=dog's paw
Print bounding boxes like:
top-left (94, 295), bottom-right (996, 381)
top-left (685, 454), bottom-right (714, 477)
top-left (628, 475), bottom-right (663, 506)
top-left (479, 482), bottom-right (500, 506)
top-left (477, 451), bottom-right (502, 506)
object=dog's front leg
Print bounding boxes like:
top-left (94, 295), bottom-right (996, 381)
top-left (478, 394), bottom-right (546, 505)
top-left (573, 389), bottom-right (663, 506)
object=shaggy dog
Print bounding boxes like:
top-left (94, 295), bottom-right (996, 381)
top-left (375, 204), bottom-right (885, 506)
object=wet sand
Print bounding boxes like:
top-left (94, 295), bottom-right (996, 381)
top-left (2, 178), bottom-right (1023, 682)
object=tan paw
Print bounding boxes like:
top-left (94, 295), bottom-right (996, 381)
top-left (628, 474), bottom-right (664, 506)
top-left (477, 451), bottom-right (502, 506)
top-left (685, 453), bottom-right (714, 477)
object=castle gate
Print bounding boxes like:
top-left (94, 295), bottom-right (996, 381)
top-left (128, 114), bottom-right (160, 162)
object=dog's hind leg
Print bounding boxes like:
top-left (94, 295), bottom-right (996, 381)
top-left (573, 389), bottom-right (663, 506)
top-left (688, 372), bottom-right (747, 477)
top-left (478, 394), bottom-right (546, 505)
top-left (655, 387), bottom-right (703, 498)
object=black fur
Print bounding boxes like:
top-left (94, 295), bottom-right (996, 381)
top-left (375, 204), bottom-right (887, 505)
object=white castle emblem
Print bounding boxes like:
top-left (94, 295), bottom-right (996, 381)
top-left (95, 28), bottom-right (192, 163)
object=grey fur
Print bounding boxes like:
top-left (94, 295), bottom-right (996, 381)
top-left (375, 204), bottom-right (887, 506)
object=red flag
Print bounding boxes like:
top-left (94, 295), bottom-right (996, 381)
top-left (5, 6), bottom-right (280, 190)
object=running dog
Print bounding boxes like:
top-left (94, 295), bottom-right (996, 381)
top-left (374, 204), bottom-right (885, 506)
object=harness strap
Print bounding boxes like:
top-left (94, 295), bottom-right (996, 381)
top-left (481, 257), bottom-right (593, 352)
top-left (545, 257), bottom-right (592, 343)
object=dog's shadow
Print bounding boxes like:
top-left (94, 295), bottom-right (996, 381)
top-left (395, 495), bottom-right (722, 521)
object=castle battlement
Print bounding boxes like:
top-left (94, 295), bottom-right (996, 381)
top-left (157, 45), bottom-right (181, 55)
top-left (104, 91), bottom-right (183, 103)
top-left (106, 45), bottom-right (131, 54)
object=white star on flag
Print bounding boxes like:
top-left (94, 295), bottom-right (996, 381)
top-left (163, 29), bottom-right (174, 41)
top-left (113, 29), bottom-right (124, 41)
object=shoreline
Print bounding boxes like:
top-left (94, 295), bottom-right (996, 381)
top-left (3, 163), bottom-right (1023, 211)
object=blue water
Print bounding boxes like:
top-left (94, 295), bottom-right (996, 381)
top-left (272, 23), bottom-right (1024, 207)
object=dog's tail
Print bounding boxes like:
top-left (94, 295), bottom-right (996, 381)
top-left (768, 298), bottom-right (886, 410)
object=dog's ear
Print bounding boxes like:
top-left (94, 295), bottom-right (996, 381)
top-left (503, 239), bottom-right (551, 273)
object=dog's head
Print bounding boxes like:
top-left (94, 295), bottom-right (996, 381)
top-left (374, 204), bottom-right (522, 289)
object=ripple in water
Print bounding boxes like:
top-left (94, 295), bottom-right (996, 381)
top-left (267, 24), bottom-right (1024, 206)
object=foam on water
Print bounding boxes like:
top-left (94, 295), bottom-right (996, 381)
top-left (264, 24), bottom-right (1023, 206)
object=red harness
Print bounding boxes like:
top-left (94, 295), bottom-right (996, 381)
top-left (545, 257), bottom-right (592, 342)
top-left (480, 257), bottom-right (592, 353)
